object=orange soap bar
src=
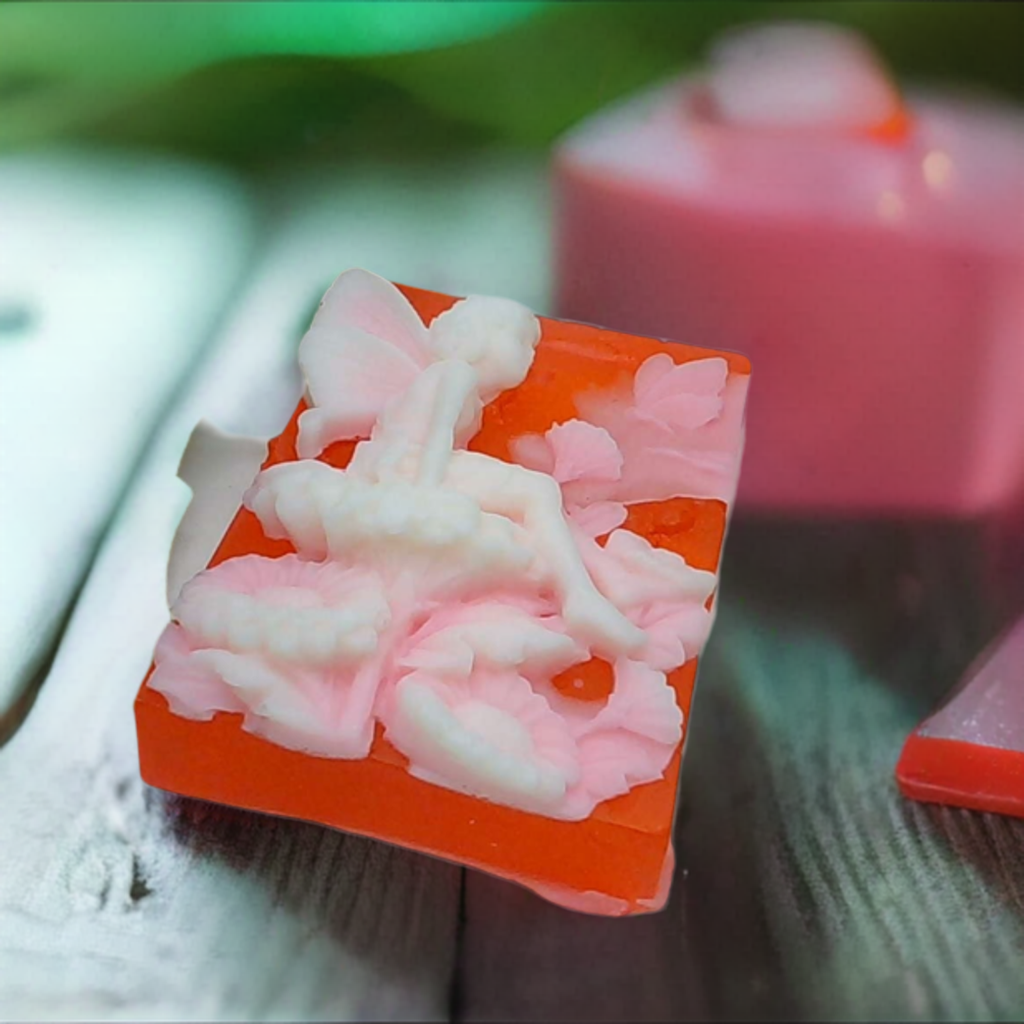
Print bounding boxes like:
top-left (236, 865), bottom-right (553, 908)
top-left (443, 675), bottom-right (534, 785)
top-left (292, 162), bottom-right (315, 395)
top-left (136, 271), bottom-right (750, 915)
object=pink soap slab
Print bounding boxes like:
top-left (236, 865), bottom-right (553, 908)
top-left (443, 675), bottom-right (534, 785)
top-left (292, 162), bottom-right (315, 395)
top-left (919, 617), bottom-right (1024, 751)
top-left (897, 616), bottom-right (1024, 817)
top-left (554, 79), bottom-right (1024, 515)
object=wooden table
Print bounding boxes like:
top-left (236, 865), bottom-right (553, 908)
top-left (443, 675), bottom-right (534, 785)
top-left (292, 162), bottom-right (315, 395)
top-left (2, 148), bottom-right (1023, 1022)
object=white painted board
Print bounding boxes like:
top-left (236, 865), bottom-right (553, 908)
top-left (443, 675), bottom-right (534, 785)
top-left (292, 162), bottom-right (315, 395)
top-left (0, 149), bottom-right (256, 720)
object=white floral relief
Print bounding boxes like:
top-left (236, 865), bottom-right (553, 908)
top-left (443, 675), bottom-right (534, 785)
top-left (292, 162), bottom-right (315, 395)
top-left (149, 269), bottom-right (745, 821)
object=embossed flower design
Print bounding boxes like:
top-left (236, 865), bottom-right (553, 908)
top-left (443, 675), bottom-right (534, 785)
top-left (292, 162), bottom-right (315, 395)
top-left (383, 668), bottom-right (582, 815)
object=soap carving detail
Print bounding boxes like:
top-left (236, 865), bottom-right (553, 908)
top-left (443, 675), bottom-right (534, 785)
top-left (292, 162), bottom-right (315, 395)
top-left (149, 269), bottom-right (738, 820)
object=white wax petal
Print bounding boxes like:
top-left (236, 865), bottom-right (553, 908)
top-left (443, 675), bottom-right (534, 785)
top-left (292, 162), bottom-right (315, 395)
top-left (707, 21), bottom-right (898, 132)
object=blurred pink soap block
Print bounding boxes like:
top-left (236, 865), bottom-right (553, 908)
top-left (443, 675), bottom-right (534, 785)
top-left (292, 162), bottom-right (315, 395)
top-left (555, 22), bottom-right (1024, 514)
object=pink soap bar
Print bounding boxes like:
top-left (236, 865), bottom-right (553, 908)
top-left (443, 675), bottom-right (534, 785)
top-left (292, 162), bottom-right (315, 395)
top-left (554, 23), bottom-right (1024, 515)
top-left (897, 616), bottom-right (1024, 818)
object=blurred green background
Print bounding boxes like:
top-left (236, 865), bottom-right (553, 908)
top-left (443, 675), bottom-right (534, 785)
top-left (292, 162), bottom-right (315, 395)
top-left (3, 1), bottom-right (1024, 164)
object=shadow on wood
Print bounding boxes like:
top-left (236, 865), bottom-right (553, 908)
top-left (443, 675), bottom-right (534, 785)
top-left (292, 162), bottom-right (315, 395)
top-left (164, 792), bottom-right (462, 979)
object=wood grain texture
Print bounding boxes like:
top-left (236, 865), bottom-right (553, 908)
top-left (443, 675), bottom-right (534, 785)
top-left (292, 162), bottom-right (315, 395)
top-left (459, 517), bottom-right (1024, 1022)
top-left (0, 153), bottom-right (550, 1021)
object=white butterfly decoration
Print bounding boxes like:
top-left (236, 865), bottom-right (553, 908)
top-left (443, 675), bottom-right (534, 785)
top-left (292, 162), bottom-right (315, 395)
top-left (296, 268), bottom-right (539, 459)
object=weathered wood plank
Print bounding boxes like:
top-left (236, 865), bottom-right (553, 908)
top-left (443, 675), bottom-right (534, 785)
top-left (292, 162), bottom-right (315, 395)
top-left (697, 520), bottom-right (1024, 1022)
top-left (459, 517), bottom-right (1024, 1021)
top-left (0, 149), bottom-right (256, 727)
top-left (0, 153), bottom-right (548, 1020)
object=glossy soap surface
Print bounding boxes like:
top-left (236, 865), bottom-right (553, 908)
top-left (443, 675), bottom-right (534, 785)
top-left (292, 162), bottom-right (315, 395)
top-left (136, 277), bottom-right (750, 915)
top-left (555, 24), bottom-right (1024, 514)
